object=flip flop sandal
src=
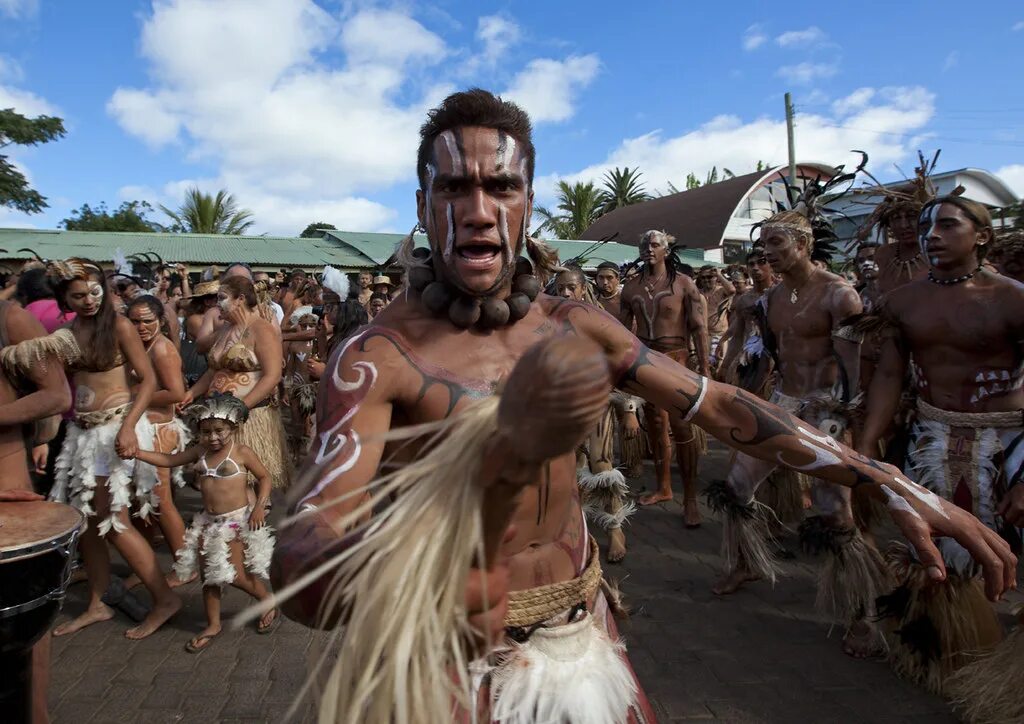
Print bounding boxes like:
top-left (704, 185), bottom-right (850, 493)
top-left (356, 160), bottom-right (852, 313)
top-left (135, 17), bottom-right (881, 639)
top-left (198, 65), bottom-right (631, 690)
top-left (257, 608), bottom-right (281, 635)
top-left (185, 632), bottom-right (220, 653)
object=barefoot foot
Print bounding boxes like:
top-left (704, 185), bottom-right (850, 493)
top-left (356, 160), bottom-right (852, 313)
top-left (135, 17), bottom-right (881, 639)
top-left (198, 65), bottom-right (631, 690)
top-left (53, 604), bottom-right (114, 636)
top-left (712, 568), bottom-right (761, 596)
top-left (639, 491), bottom-right (673, 506)
top-left (842, 620), bottom-right (885, 659)
top-left (683, 500), bottom-right (702, 528)
top-left (165, 572), bottom-right (197, 589)
top-left (125, 594), bottom-right (182, 640)
top-left (607, 529), bottom-right (626, 563)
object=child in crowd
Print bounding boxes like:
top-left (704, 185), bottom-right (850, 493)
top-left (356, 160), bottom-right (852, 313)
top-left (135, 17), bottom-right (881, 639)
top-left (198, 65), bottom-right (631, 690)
top-left (133, 392), bottom-right (279, 652)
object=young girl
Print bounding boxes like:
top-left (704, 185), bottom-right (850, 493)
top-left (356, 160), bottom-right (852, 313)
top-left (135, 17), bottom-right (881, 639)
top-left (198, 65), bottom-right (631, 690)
top-left (133, 393), bottom-right (279, 652)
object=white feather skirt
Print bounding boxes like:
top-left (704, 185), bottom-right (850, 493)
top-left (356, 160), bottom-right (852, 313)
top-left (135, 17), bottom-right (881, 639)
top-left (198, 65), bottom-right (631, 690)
top-left (51, 412), bottom-right (160, 536)
top-left (173, 505), bottom-right (275, 587)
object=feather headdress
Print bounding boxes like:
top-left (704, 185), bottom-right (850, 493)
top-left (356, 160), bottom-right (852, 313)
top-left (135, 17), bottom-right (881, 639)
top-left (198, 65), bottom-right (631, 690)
top-left (45, 257), bottom-right (103, 285)
top-left (186, 392), bottom-right (249, 427)
top-left (112, 247), bottom-right (134, 278)
top-left (752, 153), bottom-right (866, 265)
top-left (321, 265), bottom-right (349, 302)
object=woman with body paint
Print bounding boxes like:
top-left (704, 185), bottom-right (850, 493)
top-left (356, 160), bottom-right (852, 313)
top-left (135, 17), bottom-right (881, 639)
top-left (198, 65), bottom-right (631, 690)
top-left (1, 258), bottom-right (182, 639)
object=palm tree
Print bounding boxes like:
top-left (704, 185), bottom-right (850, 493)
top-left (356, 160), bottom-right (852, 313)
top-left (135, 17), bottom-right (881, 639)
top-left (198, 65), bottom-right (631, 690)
top-left (160, 187), bottom-right (255, 234)
top-left (533, 180), bottom-right (605, 240)
top-left (598, 166), bottom-right (650, 215)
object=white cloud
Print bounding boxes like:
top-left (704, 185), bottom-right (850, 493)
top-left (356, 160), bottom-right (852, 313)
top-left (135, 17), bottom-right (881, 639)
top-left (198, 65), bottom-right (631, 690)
top-left (107, 1), bottom-right (596, 235)
top-left (1013, 21), bottom-right (1024, 31)
top-left (0, 83), bottom-right (58, 116)
top-left (742, 24), bottom-right (767, 51)
top-left (503, 54), bottom-right (600, 123)
top-left (0, 0), bottom-right (37, 19)
top-left (776, 62), bottom-right (838, 85)
top-left (996, 164), bottom-right (1024, 198)
top-left (0, 55), bottom-right (23, 83)
top-left (540, 86), bottom-right (937, 206)
top-left (477, 15), bottom-right (521, 66)
top-left (832, 87), bottom-right (875, 116)
top-left (943, 51), bottom-right (959, 71)
top-left (776, 26), bottom-right (829, 48)
top-left (0, 207), bottom-right (38, 228)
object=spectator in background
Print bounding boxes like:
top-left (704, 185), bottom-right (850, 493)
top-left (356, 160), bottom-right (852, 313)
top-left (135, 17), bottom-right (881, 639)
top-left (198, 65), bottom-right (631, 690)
top-left (17, 267), bottom-right (76, 332)
top-left (367, 292), bottom-right (388, 319)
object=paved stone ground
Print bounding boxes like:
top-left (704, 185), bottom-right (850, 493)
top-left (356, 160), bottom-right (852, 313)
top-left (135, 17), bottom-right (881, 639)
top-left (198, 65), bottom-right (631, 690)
top-left (46, 442), bottom-right (1019, 723)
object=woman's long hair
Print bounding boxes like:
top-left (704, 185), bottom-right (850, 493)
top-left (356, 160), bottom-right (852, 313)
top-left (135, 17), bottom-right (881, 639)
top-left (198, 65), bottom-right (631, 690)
top-left (49, 259), bottom-right (120, 371)
top-left (327, 295), bottom-right (369, 358)
top-left (127, 294), bottom-right (172, 340)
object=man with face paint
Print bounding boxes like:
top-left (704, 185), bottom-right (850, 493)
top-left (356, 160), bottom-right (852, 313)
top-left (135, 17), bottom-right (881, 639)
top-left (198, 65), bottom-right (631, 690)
top-left (707, 208), bottom-right (897, 660)
top-left (718, 245), bottom-right (776, 391)
top-left (619, 230), bottom-right (709, 528)
top-left (857, 197), bottom-right (1024, 694)
top-left (273, 91), bottom-right (1017, 723)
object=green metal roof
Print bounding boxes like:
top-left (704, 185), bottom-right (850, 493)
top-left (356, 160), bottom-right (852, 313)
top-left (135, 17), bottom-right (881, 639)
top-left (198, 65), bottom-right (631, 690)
top-left (0, 228), bottom-right (377, 270)
top-left (0, 227), bottom-right (715, 272)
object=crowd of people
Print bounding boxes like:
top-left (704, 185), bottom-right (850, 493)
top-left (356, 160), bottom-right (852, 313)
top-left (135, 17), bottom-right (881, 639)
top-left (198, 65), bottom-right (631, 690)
top-left (1, 88), bottom-right (1022, 723)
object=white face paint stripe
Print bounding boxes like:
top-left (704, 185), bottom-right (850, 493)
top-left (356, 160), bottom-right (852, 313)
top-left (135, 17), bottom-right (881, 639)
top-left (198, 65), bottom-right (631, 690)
top-left (424, 163), bottom-right (437, 238)
top-left (519, 158), bottom-right (529, 249)
top-left (496, 134), bottom-right (517, 170)
top-left (681, 376), bottom-right (708, 423)
top-left (497, 205), bottom-right (512, 265)
top-left (444, 203), bottom-right (455, 261)
top-left (441, 131), bottom-right (462, 174)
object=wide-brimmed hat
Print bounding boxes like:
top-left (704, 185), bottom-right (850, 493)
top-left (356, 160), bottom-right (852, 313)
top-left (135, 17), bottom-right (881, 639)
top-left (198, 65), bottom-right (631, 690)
top-left (372, 275), bottom-right (394, 288)
top-left (186, 279), bottom-right (220, 298)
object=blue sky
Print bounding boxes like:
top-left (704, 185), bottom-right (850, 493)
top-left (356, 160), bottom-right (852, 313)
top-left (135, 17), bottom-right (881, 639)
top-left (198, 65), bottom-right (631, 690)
top-left (1, 0), bottom-right (1022, 236)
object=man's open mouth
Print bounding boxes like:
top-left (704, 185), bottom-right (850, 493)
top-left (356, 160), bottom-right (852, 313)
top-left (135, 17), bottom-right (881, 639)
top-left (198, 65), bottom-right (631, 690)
top-left (457, 243), bottom-right (500, 261)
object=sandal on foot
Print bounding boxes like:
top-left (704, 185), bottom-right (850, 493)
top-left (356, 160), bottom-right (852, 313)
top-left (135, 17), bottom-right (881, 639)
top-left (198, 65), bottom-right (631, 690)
top-left (185, 632), bottom-right (220, 653)
top-left (257, 608), bottom-right (281, 635)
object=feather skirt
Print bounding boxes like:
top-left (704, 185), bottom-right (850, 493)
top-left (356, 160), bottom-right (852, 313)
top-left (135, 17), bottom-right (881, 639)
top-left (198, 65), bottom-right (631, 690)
top-left (173, 505), bottom-right (275, 587)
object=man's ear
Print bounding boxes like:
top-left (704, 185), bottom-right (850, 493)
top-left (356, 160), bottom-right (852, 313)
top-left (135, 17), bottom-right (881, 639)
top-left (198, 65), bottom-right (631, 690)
top-left (416, 189), bottom-right (427, 231)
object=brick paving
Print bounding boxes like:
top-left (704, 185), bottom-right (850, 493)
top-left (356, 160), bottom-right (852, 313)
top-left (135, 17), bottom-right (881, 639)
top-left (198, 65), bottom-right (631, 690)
top-left (46, 441), bottom-right (1016, 722)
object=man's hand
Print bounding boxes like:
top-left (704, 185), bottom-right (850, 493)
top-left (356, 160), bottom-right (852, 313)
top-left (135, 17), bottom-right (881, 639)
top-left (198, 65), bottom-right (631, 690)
top-left (997, 485), bottom-right (1024, 528)
top-left (881, 475), bottom-right (1017, 601)
top-left (0, 489), bottom-right (44, 502)
top-left (307, 359), bottom-right (325, 380)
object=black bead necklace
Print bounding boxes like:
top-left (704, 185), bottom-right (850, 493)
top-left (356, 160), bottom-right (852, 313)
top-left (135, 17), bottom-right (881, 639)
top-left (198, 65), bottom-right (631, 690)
top-left (405, 248), bottom-right (541, 329)
top-left (927, 266), bottom-right (981, 286)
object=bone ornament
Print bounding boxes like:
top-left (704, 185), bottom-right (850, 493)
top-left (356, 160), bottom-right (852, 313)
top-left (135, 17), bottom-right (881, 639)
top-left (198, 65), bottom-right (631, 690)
top-left (406, 251), bottom-right (542, 329)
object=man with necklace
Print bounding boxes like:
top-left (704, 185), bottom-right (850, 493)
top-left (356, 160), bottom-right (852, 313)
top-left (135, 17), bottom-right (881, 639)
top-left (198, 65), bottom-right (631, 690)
top-left (619, 231), bottom-right (708, 527)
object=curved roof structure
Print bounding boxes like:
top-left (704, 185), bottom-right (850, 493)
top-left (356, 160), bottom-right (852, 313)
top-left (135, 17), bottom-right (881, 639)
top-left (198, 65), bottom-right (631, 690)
top-left (582, 163), bottom-right (837, 250)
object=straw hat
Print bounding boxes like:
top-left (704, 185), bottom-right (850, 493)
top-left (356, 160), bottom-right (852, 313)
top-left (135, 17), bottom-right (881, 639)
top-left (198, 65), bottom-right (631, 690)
top-left (186, 279), bottom-right (220, 298)
top-left (372, 275), bottom-right (394, 289)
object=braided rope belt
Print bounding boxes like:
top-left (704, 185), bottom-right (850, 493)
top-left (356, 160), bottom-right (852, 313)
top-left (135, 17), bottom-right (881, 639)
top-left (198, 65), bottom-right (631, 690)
top-left (916, 398), bottom-right (1024, 429)
top-left (504, 537), bottom-right (602, 628)
top-left (75, 403), bottom-right (130, 430)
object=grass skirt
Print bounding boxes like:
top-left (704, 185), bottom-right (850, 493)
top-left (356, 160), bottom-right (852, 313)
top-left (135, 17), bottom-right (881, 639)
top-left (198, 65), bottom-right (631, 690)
top-left (238, 404), bottom-right (293, 489)
top-left (52, 412), bottom-right (159, 536)
top-left (948, 620), bottom-right (1024, 723)
top-left (173, 505), bottom-right (275, 587)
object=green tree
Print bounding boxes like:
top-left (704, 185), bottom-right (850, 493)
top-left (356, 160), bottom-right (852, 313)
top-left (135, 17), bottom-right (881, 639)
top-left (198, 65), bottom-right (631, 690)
top-left (597, 166), bottom-right (650, 215)
top-left (300, 222), bottom-right (337, 238)
top-left (533, 181), bottom-right (605, 240)
top-left (160, 187), bottom-right (255, 234)
top-left (0, 108), bottom-right (66, 214)
top-left (61, 201), bottom-right (161, 232)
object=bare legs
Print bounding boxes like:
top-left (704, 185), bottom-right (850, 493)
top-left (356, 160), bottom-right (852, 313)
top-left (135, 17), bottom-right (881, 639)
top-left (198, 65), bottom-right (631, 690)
top-left (639, 404), bottom-right (702, 527)
top-left (711, 453), bottom-right (777, 595)
top-left (187, 539), bottom-right (276, 652)
top-left (53, 478), bottom-right (181, 639)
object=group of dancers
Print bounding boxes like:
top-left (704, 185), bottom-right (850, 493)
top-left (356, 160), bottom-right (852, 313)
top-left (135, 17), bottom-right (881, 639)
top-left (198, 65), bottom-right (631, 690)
top-left (1, 88), bottom-right (1022, 723)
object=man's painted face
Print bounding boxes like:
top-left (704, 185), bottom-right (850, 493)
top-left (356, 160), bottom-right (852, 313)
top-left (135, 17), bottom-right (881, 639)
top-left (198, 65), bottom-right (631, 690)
top-left (595, 269), bottom-right (619, 295)
top-left (639, 235), bottom-right (668, 266)
top-left (128, 305), bottom-right (160, 342)
top-left (762, 227), bottom-right (809, 274)
top-left (417, 126), bottom-right (533, 297)
top-left (859, 260), bottom-right (879, 281)
top-left (66, 279), bottom-right (105, 317)
top-left (919, 202), bottom-right (988, 269)
top-left (555, 271), bottom-right (585, 301)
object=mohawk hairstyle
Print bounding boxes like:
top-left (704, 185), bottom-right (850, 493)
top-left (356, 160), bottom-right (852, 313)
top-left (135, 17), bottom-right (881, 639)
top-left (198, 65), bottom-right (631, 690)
top-left (416, 88), bottom-right (536, 190)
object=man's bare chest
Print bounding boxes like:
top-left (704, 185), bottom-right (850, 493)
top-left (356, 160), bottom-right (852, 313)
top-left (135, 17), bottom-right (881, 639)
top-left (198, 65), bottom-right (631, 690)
top-left (901, 292), bottom-right (1011, 354)
top-left (625, 285), bottom-right (684, 329)
top-left (767, 294), bottom-right (832, 342)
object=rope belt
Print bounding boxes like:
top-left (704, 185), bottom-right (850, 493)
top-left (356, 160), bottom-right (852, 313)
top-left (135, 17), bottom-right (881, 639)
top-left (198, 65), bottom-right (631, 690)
top-left (504, 537), bottom-right (602, 628)
top-left (75, 403), bottom-right (130, 430)
top-left (916, 398), bottom-right (1024, 429)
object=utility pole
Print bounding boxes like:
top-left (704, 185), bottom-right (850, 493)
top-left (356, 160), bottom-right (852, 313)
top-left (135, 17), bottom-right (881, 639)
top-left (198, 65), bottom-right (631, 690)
top-left (785, 92), bottom-right (797, 196)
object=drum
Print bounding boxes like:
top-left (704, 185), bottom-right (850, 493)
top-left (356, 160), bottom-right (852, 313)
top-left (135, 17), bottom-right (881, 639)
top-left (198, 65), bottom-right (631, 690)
top-left (0, 500), bottom-right (83, 722)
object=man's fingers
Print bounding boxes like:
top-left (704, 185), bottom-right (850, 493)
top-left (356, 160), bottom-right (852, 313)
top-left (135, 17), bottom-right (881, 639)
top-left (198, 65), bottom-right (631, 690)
top-left (958, 521), bottom-right (1009, 601)
top-left (979, 523), bottom-right (1017, 594)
